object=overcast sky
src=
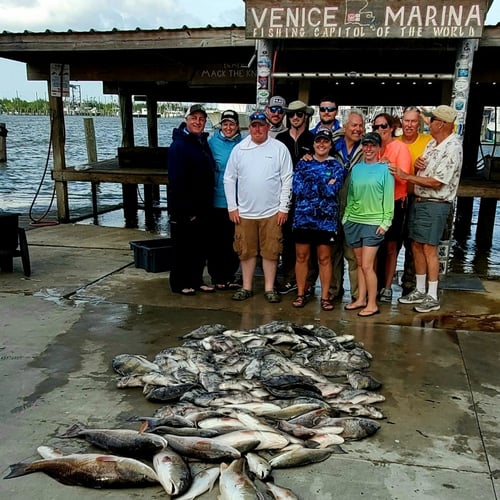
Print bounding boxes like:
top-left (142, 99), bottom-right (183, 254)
top-left (0, 0), bottom-right (499, 100)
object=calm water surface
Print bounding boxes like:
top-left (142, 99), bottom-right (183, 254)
top-left (0, 114), bottom-right (498, 277)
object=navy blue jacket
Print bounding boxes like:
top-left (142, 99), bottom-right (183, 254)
top-left (167, 123), bottom-right (215, 218)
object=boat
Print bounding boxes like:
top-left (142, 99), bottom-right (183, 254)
top-left (133, 107), bottom-right (161, 118)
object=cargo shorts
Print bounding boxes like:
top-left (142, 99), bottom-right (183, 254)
top-left (233, 214), bottom-right (283, 261)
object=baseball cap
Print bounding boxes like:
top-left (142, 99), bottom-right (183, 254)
top-left (268, 96), bottom-right (287, 108)
top-left (424, 105), bottom-right (457, 123)
top-left (361, 132), bottom-right (382, 146)
top-left (220, 109), bottom-right (239, 124)
top-left (185, 104), bottom-right (207, 118)
top-left (314, 128), bottom-right (333, 142)
top-left (249, 111), bottom-right (268, 124)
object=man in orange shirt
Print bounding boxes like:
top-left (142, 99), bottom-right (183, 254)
top-left (396, 107), bottom-right (432, 295)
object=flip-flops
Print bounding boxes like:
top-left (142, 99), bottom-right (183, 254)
top-left (357, 309), bottom-right (380, 317)
top-left (344, 303), bottom-right (367, 311)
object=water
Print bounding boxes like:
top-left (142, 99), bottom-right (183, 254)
top-left (0, 114), bottom-right (189, 212)
top-left (0, 114), bottom-right (499, 277)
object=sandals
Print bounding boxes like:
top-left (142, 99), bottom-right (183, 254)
top-left (232, 288), bottom-right (253, 301)
top-left (292, 295), bottom-right (307, 308)
top-left (179, 288), bottom-right (196, 296)
top-left (197, 284), bottom-right (216, 293)
top-left (321, 298), bottom-right (334, 311)
top-left (264, 290), bottom-right (281, 303)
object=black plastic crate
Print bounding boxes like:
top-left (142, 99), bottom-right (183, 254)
top-left (129, 238), bottom-right (173, 273)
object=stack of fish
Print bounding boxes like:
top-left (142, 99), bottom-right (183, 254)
top-left (5, 321), bottom-right (384, 498)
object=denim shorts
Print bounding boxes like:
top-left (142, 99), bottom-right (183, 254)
top-left (408, 200), bottom-right (451, 246)
top-left (344, 221), bottom-right (385, 248)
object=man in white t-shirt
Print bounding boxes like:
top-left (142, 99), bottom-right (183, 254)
top-left (224, 111), bottom-right (293, 303)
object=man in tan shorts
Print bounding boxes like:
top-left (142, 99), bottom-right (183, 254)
top-left (224, 111), bottom-right (293, 303)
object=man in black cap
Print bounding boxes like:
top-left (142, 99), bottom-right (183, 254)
top-left (167, 104), bottom-right (216, 295)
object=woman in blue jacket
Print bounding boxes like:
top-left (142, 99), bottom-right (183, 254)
top-left (207, 110), bottom-right (243, 290)
top-left (291, 128), bottom-right (346, 311)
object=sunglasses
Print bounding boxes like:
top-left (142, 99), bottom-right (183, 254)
top-left (287, 111), bottom-right (305, 118)
top-left (430, 117), bottom-right (442, 123)
top-left (268, 106), bottom-right (284, 114)
top-left (319, 106), bottom-right (337, 112)
top-left (373, 123), bottom-right (389, 130)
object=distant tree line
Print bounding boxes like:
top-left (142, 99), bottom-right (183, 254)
top-left (0, 97), bottom-right (188, 116)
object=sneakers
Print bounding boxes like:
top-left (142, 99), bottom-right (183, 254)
top-left (379, 287), bottom-right (393, 303)
top-left (414, 295), bottom-right (441, 313)
top-left (398, 288), bottom-right (427, 304)
top-left (305, 285), bottom-right (315, 298)
top-left (277, 281), bottom-right (298, 295)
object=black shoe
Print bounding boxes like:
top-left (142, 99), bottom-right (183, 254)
top-left (277, 281), bottom-right (298, 295)
top-left (305, 285), bottom-right (315, 298)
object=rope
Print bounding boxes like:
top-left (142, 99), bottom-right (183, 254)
top-left (28, 108), bottom-right (59, 226)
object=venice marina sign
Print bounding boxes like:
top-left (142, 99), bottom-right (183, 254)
top-left (245, 0), bottom-right (490, 39)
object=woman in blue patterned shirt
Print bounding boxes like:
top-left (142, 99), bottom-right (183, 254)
top-left (291, 129), bottom-right (346, 311)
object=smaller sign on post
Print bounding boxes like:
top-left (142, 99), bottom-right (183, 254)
top-left (50, 64), bottom-right (70, 97)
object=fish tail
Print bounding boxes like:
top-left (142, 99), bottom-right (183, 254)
top-left (4, 463), bottom-right (31, 479)
top-left (59, 422), bottom-right (85, 437)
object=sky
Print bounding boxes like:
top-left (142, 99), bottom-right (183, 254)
top-left (0, 0), bottom-right (499, 100)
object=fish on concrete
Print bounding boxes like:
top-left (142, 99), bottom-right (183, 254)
top-left (4, 453), bottom-right (159, 488)
top-left (153, 447), bottom-right (191, 496)
top-left (219, 458), bottom-right (259, 499)
top-left (175, 466), bottom-right (220, 500)
top-left (160, 434), bottom-right (241, 462)
top-left (58, 423), bottom-right (167, 457)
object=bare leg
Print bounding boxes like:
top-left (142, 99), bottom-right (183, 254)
top-left (412, 241), bottom-right (427, 275)
top-left (360, 245), bottom-right (380, 314)
top-left (294, 243), bottom-right (310, 296)
top-left (317, 244), bottom-right (332, 300)
top-left (240, 257), bottom-right (256, 291)
top-left (384, 240), bottom-right (398, 288)
top-left (262, 257), bottom-right (278, 292)
top-left (422, 243), bottom-right (439, 281)
top-left (346, 247), bottom-right (367, 308)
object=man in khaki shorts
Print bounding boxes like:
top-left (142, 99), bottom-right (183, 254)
top-left (224, 111), bottom-right (293, 303)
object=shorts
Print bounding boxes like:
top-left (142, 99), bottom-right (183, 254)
top-left (233, 214), bottom-right (283, 261)
top-left (408, 199), bottom-right (451, 246)
top-left (343, 221), bottom-right (385, 248)
top-left (384, 198), bottom-right (406, 242)
top-left (292, 228), bottom-right (336, 246)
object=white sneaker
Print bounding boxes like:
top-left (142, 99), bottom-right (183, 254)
top-left (379, 288), bottom-right (393, 303)
top-left (414, 295), bottom-right (441, 313)
top-left (398, 288), bottom-right (426, 304)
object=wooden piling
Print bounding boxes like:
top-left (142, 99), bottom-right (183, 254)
top-left (84, 118), bottom-right (99, 223)
top-left (0, 122), bottom-right (7, 162)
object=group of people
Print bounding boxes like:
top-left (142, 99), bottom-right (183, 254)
top-left (166, 96), bottom-right (463, 315)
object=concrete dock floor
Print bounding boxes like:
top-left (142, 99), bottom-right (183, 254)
top-left (1, 223), bottom-right (499, 499)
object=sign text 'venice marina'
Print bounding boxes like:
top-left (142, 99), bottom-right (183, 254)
top-left (245, 0), bottom-right (490, 39)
